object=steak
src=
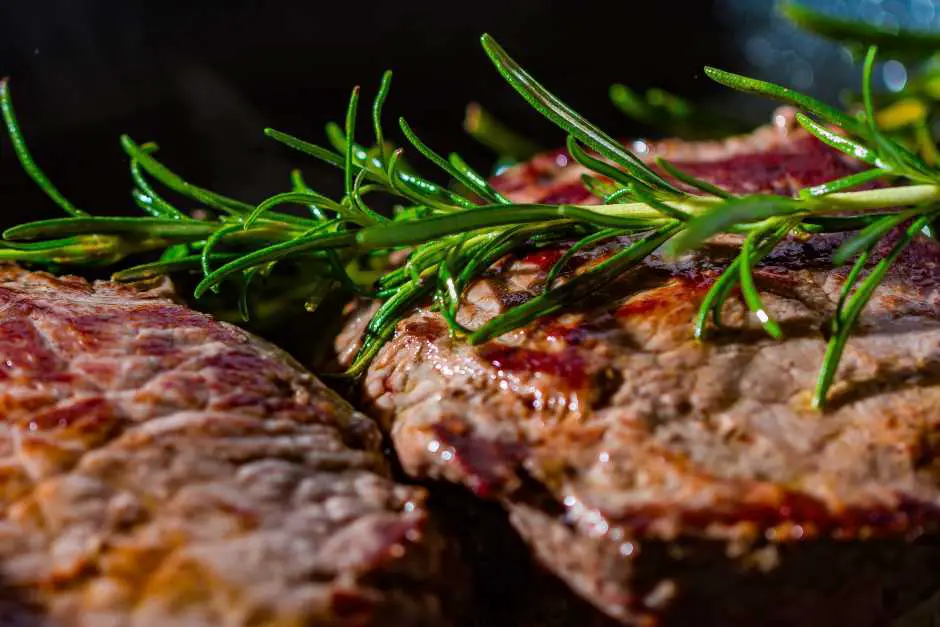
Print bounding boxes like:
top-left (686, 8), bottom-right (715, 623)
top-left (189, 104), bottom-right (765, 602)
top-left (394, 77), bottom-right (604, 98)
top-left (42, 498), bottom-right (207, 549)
top-left (0, 265), bottom-right (459, 626)
top-left (338, 109), bottom-right (940, 626)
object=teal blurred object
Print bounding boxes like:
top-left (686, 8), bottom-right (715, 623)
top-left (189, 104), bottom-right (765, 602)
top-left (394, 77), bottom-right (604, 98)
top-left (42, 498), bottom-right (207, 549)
top-left (716, 0), bottom-right (940, 118)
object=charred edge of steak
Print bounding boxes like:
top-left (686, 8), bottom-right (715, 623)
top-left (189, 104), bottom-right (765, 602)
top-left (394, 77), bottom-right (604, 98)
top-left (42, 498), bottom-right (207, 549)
top-left (431, 428), bottom-right (940, 626)
top-left (511, 501), bottom-right (940, 627)
top-left (428, 475), bottom-right (940, 627)
top-left (426, 482), bottom-right (617, 627)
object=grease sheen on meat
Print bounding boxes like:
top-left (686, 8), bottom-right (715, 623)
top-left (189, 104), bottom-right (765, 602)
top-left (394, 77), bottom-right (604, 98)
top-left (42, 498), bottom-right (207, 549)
top-left (339, 111), bottom-right (940, 626)
top-left (0, 266), bottom-right (457, 627)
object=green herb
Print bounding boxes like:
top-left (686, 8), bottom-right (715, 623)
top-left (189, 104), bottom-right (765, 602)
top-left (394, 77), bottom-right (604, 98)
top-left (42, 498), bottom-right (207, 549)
top-left (463, 102), bottom-right (542, 161)
top-left (781, 1), bottom-right (940, 58)
top-left (609, 83), bottom-right (747, 139)
top-left (0, 79), bottom-right (87, 217)
top-left (3, 24), bottom-right (940, 411)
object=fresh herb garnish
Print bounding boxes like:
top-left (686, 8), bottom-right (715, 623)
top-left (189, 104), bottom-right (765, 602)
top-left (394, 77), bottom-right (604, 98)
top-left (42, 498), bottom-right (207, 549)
top-left (3, 13), bottom-right (940, 410)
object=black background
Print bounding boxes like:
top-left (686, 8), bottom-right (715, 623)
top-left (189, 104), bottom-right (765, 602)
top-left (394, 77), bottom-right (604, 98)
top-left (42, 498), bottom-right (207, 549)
top-left (0, 0), bottom-right (737, 222)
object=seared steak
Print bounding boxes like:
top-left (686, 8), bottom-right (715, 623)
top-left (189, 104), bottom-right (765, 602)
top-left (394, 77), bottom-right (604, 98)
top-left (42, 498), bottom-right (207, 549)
top-left (0, 265), bottom-right (457, 626)
top-left (338, 111), bottom-right (940, 626)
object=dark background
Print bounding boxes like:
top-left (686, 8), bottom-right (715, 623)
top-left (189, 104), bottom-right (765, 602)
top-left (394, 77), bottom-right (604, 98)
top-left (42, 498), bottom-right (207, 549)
top-left (0, 0), bottom-right (741, 222)
top-left (3, 0), bottom-right (919, 223)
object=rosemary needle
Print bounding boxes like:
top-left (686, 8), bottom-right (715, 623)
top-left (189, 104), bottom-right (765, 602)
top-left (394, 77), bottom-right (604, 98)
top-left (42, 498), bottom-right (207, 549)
top-left (0, 79), bottom-right (87, 217)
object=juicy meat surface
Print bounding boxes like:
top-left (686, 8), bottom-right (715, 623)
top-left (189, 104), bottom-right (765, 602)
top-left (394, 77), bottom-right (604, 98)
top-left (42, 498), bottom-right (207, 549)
top-left (0, 266), bottom-right (456, 627)
top-left (338, 111), bottom-right (940, 625)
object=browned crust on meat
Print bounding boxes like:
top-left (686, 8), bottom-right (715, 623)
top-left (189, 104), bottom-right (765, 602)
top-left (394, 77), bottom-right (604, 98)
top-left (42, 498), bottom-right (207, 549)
top-left (340, 115), bottom-right (940, 625)
top-left (0, 264), bottom-right (460, 626)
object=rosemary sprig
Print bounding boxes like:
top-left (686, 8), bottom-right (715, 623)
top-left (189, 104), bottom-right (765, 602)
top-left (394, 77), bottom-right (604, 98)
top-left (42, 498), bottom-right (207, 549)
top-left (3, 29), bottom-right (940, 411)
top-left (815, 214), bottom-right (936, 407)
top-left (479, 34), bottom-right (681, 196)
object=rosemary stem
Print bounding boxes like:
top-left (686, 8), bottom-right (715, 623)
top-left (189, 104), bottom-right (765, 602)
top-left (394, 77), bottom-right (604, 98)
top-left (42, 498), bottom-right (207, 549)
top-left (820, 184), bottom-right (940, 209)
top-left (573, 197), bottom-right (719, 220)
top-left (587, 183), bottom-right (940, 221)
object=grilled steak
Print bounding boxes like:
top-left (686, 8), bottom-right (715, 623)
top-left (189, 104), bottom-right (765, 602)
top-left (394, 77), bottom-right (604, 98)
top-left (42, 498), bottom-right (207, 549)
top-left (338, 110), bottom-right (940, 626)
top-left (0, 265), bottom-right (458, 627)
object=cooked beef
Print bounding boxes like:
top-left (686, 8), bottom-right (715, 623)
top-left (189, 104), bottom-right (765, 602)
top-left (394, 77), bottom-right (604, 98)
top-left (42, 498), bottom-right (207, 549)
top-left (428, 482), bottom-right (618, 627)
top-left (0, 265), bottom-right (460, 627)
top-left (338, 109), bottom-right (940, 626)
